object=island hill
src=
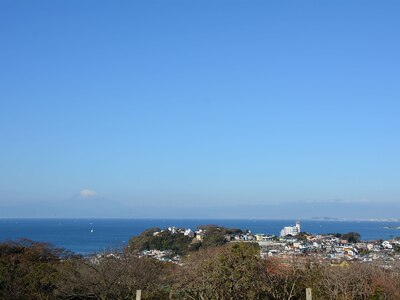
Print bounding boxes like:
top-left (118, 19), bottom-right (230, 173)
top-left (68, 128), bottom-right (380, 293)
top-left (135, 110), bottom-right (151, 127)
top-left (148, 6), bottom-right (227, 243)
top-left (127, 225), bottom-right (244, 255)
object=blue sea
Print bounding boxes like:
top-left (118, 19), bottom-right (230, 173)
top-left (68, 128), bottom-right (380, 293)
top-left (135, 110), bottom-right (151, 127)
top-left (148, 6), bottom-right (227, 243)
top-left (1, 219), bottom-right (400, 255)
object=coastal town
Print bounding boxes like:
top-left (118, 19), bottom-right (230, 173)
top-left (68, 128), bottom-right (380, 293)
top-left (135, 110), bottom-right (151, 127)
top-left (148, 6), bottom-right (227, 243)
top-left (137, 221), bottom-right (400, 267)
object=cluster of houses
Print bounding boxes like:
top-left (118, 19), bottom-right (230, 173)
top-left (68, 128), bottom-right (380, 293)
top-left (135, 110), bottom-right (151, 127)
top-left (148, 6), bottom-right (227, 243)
top-left (253, 222), bottom-right (400, 265)
top-left (153, 226), bottom-right (205, 240)
top-left (259, 232), bottom-right (400, 266)
top-left (139, 249), bottom-right (181, 263)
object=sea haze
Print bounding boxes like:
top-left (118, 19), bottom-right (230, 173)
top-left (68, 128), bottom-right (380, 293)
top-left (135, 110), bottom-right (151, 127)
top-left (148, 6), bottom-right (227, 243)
top-left (1, 219), bottom-right (400, 255)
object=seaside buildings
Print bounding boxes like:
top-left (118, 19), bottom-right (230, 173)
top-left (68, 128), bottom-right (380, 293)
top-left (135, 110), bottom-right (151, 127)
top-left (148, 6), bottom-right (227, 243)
top-left (280, 220), bottom-right (301, 236)
top-left (133, 222), bottom-right (400, 266)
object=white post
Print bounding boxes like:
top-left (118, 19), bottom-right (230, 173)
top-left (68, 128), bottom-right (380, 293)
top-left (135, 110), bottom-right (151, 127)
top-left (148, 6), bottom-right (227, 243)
top-left (136, 290), bottom-right (141, 300)
top-left (306, 288), bottom-right (312, 300)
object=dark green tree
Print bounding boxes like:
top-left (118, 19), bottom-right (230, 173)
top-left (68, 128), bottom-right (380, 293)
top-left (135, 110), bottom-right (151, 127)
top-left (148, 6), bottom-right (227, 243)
top-left (342, 232), bottom-right (361, 243)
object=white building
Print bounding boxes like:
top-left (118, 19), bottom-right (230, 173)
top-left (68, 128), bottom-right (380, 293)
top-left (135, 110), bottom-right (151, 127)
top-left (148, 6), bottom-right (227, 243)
top-left (168, 226), bottom-right (177, 234)
top-left (280, 220), bottom-right (301, 236)
top-left (382, 241), bottom-right (393, 249)
top-left (184, 229), bottom-right (194, 237)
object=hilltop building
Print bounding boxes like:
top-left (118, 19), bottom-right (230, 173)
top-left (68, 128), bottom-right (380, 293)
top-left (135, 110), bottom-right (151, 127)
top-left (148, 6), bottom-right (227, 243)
top-left (280, 220), bottom-right (301, 236)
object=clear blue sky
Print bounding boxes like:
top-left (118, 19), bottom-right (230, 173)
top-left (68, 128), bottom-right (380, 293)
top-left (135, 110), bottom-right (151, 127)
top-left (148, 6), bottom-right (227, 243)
top-left (1, 1), bottom-right (400, 218)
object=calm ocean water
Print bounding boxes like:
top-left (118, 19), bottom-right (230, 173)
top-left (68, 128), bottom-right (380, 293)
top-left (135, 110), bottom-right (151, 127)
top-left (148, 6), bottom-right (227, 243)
top-left (1, 219), bottom-right (400, 255)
